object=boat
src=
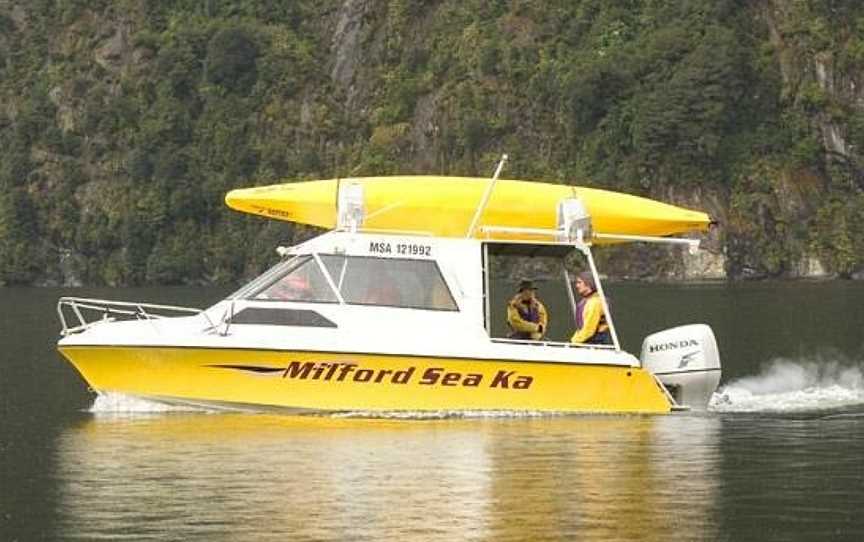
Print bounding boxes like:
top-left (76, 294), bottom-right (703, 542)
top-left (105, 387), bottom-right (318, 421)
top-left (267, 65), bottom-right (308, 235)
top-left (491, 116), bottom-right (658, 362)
top-left (57, 160), bottom-right (722, 414)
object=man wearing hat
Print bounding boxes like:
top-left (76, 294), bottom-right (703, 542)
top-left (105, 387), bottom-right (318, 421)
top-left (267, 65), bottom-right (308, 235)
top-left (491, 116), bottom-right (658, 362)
top-left (506, 280), bottom-right (548, 340)
top-left (570, 271), bottom-right (611, 345)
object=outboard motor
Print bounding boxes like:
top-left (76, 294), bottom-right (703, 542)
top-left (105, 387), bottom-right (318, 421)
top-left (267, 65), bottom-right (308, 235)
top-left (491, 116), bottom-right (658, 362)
top-left (641, 324), bottom-right (721, 410)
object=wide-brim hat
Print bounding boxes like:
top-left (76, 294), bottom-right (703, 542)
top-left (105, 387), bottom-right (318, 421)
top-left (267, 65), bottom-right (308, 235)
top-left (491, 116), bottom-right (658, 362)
top-left (517, 279), bottom-right (538, 292)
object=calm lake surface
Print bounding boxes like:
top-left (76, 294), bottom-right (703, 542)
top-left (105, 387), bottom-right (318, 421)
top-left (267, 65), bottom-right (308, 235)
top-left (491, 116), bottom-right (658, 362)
top-left (2, 283), bottom-right (864, 541)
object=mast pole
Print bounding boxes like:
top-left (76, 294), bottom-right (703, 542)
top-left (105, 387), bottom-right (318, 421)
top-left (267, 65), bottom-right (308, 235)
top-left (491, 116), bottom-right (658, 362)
top-left (466, 154), bottom-right (508, 238)
top-left (584, 247), bottom-right (621, 351)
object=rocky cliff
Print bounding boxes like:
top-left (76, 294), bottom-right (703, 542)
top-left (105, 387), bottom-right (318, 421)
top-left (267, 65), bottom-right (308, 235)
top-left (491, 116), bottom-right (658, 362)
top-left (0, 0), bottom-right (862, 286)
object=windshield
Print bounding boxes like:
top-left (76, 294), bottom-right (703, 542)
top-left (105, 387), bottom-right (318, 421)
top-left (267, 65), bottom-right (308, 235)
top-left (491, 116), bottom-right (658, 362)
top-left (252, 256), bottom-right (339, 303)
top-left (246, 254), bottom-right (458, 311)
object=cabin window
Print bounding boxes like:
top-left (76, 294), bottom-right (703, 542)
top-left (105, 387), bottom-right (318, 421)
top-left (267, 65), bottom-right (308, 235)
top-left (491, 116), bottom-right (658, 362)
top-left (251, 256), bottom-right (339, 303)
top-left (319, 255), bottom-right (458, 311)
top-left (485, 242), bottom-right (600, 343)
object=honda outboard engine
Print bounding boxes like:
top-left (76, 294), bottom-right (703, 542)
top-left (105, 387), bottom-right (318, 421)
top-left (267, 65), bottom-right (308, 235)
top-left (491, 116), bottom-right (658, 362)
top-left (641, 324), bottom-right (721, 410)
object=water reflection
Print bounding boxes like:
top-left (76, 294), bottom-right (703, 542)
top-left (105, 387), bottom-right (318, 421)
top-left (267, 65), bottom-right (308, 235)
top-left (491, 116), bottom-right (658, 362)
top-left (55, 414), bottom-right (721, 541)
top-left (482, 415), bottom-right (720, 541)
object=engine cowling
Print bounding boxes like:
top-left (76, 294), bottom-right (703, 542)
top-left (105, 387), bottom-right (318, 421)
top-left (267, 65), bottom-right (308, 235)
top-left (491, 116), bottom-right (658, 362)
top-left (641, 324), bottom-right (721, 410)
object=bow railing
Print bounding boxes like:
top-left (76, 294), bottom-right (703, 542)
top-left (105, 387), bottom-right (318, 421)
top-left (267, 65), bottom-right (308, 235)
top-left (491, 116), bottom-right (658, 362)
top-left (57, 297), bottom-right (213, 336)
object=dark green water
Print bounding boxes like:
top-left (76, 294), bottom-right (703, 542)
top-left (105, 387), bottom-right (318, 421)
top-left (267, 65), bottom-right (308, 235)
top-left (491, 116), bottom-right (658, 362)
top-left (2, 284), bottom-right (864, 541)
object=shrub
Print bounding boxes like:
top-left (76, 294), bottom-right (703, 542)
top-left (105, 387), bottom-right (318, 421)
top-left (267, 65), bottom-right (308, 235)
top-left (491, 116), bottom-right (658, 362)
top-left (206, 26), bottom-right (259, 94)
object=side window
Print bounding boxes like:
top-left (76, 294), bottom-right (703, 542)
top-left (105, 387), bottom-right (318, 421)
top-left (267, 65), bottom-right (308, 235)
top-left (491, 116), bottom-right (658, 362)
top-left (320, 255), bottom-right (458, 311)
top-left (486, 243), bottom-right (589, 342)
top-left (251, 256), bottom-right (338, 303)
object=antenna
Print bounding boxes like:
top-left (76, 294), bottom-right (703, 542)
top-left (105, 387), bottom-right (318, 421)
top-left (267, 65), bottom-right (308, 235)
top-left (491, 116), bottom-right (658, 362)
top-left (466, 154), bottom-right (508, 238)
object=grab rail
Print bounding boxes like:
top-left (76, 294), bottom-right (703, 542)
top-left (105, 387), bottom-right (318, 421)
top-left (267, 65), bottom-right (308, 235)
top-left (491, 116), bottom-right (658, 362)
top-left (57, 297), bottom-right (213, 336)
top-left (490, 337), bottom-right (617, 350)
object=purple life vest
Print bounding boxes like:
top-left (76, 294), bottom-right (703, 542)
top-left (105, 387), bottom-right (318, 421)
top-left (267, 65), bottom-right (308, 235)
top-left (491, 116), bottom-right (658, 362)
top-left (517, 300), bottom-right (540, 323)
top-left (576, 294), bottom-right (608, 332)
top-left (575, 298), bottom-right (587, 329)
top-left (509, 299), bottom-right (541, 339)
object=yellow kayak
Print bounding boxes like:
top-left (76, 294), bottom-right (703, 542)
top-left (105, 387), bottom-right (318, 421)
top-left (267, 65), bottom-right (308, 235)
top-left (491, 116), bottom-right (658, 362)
top-left (225, 176), bottom-right (710, 240)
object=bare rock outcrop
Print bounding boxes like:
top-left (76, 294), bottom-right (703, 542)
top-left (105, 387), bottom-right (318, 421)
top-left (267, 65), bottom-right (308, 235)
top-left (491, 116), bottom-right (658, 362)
top-left (94, 21), bottom-right (133, 73)
top-left (331, 0), bottom-right (371, 108)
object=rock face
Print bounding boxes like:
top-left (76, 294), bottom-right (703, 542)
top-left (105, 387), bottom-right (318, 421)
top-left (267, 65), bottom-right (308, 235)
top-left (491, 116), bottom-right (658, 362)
top-left (813, 53), bottom-right (857, 162)
top-left (4, 1), bottom-right (864, 286)
top-left (795, 256), bottom-right (829, 279)
top-left (730, 1), bottom-right (864, 279)
top-left (682, 247), bottom-right (726, 281)
top-left (408, 92), bottom-right (442, 172)
top-left (58, 248), bottom-right (84, 287)
top-left (657, 185), bottom-right (727, 281)
top-left (331, 0), bottom-right (371, 108)
top-left (94, 21), bottom-right (132, 73)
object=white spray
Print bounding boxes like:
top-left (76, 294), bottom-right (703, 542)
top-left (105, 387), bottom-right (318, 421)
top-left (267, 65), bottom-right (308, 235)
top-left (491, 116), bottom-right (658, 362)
top-left (89, 392), bottom-right (212, 415)
top-left (709, 355), bottom-right (864, 413)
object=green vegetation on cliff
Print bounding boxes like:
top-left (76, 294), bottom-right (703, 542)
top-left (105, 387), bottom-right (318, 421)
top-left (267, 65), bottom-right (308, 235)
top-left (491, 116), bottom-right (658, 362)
top-left (1, 0), bottom-right (863, 285)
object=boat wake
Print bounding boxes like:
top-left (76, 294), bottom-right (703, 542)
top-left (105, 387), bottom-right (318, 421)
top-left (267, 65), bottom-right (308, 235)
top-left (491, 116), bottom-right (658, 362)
top-left (89, 392), bottom-right (214, 415)
top-left (330, 409), bottom-right (554, 420)
top-left (709, 357), bottom-right (864, 414)
top-left (87, 394), bottom-right (554, 419)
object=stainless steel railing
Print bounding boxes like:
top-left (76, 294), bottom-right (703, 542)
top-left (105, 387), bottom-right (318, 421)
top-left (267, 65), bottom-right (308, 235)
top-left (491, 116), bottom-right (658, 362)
top-left (57, 296), bottom-right (213, 336)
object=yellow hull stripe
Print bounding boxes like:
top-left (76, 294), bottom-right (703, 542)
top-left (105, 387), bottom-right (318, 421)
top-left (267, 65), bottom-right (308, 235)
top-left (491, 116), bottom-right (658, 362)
top-left (59, 346), bottom-right (671, 414)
